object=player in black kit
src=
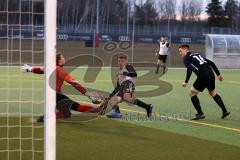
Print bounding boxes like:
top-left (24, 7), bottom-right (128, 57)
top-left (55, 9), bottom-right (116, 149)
top-left (179, 44), bottom-right (230, 120)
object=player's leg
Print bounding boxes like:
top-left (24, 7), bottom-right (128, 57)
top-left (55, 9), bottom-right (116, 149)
top-left (121, 81), bottom-right (153, 118)
top-left (106, 96), bottom-right (122, 118)
top-left (207, 78), bottom-right (230, 119)
top-left (162, 55), bottom-right (167, 73)
top-left (132, 96), bottom-right (153, 118)
top-left (155, 57), bottom-right (161, 74)
top-left (109, 96), bottom-right (121, 113)
top-left (57, 93), bottom-right (98, 116)
top-left (190, 79), bottom-right (205, 120)
top-left (37, 93), bottom-right (73, 122)
top-left (109, 95), bottom-right (122, 106)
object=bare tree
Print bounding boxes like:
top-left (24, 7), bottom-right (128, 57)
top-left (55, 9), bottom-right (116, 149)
top-left (189, 0), bottom-right (203, 20)
top-left (157, 0), bottom-right (177, 20)
top-left (180, 0), bottom-right (203, 21)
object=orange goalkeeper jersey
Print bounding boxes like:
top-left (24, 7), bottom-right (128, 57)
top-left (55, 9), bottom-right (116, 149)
top-left (32, 66), bottom-right (87, 94)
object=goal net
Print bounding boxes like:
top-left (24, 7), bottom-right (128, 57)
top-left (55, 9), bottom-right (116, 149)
top-left (0, 0), bottom-right (56, 160)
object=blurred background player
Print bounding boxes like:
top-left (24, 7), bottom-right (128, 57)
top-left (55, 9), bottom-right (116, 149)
top-left (105, 53), bottom-right (153, 118)
top-left (179, 44), bottom-right (230, 120)
top-left (155, 36), bottom-right (170, 74)
top-left (21, 53), bottom-right (101, 122)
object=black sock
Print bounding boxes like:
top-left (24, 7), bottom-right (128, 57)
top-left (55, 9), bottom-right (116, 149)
top-left (156, 64), bottom-right (160, 72)
top-left (163, 65), bottom-right (166, 71)
top-left (112, 105), bottom-right (120, 113)
top-left (134, 99), bottom-right (150, 109)
top-left (191, 96), bottom-right (203, 114)
top-left (70, 102), bottom-right (79, 111)
top-left (213, 94), bottom-right (227, 113)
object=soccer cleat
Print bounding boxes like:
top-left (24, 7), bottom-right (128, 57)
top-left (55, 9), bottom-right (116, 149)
top-left (37, 115), bottom-right (44, 123)
top-left (221, 112), bottom-right (230, 119)
top-left (191, 113), bottom-right (205, 120)
top-left (106, 111), bottom-right (122, 118)
top-left (146, 104), bottom-right (153, 118)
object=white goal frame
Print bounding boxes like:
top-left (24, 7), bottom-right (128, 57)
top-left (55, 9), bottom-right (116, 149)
top-left (44, 0), bottom-right (56, 160)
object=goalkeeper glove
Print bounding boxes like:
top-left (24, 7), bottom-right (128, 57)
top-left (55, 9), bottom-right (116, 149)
top-left (21, 64), bottom-right (33, 72)
top-left (85, 91), bottom-right (103, 104)
top-left (85, 91), bottom-right (92, 99)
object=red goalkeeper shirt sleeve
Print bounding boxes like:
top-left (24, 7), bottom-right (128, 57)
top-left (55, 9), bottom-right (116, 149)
top-left (32, 67), bottom-right (44, 74)
top-left (57, 66), bottom-right (87, 95)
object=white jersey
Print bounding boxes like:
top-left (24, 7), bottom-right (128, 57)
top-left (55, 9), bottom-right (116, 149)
top-left (118, 64), bottom-right (136, 85)
top-left (158, 42), bottom-right (170, 55)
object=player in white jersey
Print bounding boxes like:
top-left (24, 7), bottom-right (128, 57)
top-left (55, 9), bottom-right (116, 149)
top-left (155, 37), bottom-right (170, 74)
top-left (106, 53), bottom-right (153, 118)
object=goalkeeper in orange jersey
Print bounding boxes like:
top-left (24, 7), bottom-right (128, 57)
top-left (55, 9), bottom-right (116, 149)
top-left (21, 53), bottom-right (102, 122)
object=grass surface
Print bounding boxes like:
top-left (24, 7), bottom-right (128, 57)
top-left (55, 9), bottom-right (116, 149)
top-left (0, 66), bottom-right (240, 160)
top-left (1, 117), bottom-right (240, 160)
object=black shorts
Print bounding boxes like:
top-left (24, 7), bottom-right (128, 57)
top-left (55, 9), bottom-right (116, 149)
top-left (117, 81), bottom-right (135, 99)
top-left (56, 93), bottom-right (79, 113)
top-left (158, 55), bottom-right (168, 63)
top-left (192, 76), bottom-right (215, 92)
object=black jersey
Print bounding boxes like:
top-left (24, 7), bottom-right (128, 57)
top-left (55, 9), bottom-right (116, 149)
top-left (183, 52), bottom-right (220, 83)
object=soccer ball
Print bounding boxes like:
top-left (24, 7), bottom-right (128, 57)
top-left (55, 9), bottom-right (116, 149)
top-left (89, 92), bottom-right (103, 104)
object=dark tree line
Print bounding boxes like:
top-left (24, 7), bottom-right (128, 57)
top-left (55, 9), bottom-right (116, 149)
top-left (0, 0), bottom-right (239, 29)
top-left (206, 0), bottom-right (239, 28)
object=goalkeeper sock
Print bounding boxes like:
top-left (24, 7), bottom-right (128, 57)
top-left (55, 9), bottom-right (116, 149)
top-left (213, 94), bottom-right (227, 113)
top-left (134, 99), bottom-right (150, 109)
top-left (191, 96), bottom-right (203, 114)
top-left (78, 105), bottom-right (95, 112)
top-left (71, 104), bottom-right (95, 112)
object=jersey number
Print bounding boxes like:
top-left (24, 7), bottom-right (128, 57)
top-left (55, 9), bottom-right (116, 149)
top-left (193, 55), bottom-right (207, 65)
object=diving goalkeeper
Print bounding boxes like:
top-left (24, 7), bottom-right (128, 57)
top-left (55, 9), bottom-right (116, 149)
top-left (21, 53), bottom-right (102, 122)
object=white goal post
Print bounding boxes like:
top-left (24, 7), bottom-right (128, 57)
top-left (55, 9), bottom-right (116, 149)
top-left (44, 0), bottom-right (56, 160)
top-left (0, 0), bottom-right (56, 160)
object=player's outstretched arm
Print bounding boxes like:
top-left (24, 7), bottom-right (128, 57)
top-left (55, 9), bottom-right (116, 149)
top-left (21, 64), bottom-right (32, 72)
top-left (65, 78), bottom-right (102, 103)
top-left (66, 79), bottom-right (87, 95)
top-left (217, 74), bottom-right (224, 82)
top-left (182, 68), bottom-right (192, 87)
top-left (21, 64), bottom-right (44, 74)
top-left (205, 59), bottom-right (221, 75)
top-left (182, 81), bottom-right (187, 87)
top-left (205, 59), bottom-right (223, 82)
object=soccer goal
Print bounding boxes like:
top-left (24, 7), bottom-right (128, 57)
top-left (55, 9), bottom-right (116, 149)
top-left (0, 0), bottom-right (56, 160)
top-left (205, 34), bottom-right (240, 69)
